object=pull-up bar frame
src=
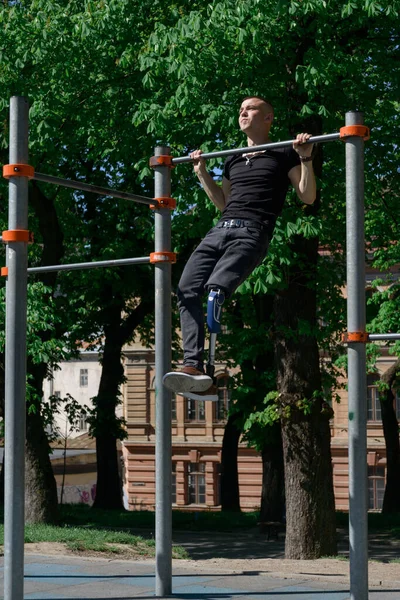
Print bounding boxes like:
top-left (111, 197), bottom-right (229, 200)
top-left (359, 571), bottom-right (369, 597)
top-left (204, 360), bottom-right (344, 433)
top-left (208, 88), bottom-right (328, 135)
top-left (3, 97), bottom-right (390, 600)
top-left (172, 133), bottom-right (342, 164)
top-left (2, 97), bottom-right (174, 600)
top-left (34, 171), bottom-right (157, 206)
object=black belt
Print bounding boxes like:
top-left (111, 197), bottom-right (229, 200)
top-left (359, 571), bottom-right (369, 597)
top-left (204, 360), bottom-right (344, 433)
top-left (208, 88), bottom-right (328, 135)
top-left (216, 219), bottom-right (265, 230)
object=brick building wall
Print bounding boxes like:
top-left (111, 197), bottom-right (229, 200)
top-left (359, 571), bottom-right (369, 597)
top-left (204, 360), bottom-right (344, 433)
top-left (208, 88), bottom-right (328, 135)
top-left (122, 346), bottom-right (397, 513)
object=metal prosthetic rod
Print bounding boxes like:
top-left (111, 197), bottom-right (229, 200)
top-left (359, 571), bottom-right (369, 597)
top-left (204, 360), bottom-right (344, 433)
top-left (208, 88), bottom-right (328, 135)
top-left (206, 289), bottom-right (225, 379)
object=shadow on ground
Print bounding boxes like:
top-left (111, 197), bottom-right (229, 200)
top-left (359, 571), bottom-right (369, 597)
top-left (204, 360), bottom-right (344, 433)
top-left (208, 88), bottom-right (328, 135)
top-left (156, 528), bottom-right (400, 562)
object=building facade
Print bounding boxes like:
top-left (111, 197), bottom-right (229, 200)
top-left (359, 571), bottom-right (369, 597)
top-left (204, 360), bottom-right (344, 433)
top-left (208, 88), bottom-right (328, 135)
top-left (121, 347), bottom-right (262, 512)
top-left (122, 346), bottom-right (399, 513)
top-left (45, 343), bottom-right (399, 512)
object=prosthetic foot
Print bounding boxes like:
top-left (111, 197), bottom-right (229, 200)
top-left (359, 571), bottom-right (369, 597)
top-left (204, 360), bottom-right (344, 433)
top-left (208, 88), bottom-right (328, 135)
top-left (163, 366), bottom-right (212, 394)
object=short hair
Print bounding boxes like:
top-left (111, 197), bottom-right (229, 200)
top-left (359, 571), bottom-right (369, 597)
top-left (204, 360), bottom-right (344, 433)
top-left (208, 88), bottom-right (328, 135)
top-left (242, 96), bottom-right (274, 116)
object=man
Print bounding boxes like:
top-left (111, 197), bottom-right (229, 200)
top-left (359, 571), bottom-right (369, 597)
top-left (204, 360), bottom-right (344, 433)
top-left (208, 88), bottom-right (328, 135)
top-left (163, 96), bottom-right (316, 401)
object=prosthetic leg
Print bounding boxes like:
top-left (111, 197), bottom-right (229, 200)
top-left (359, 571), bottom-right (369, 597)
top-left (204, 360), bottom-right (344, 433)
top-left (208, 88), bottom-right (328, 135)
top-left (183, 288), bottom-right (225, 401)
top-left (163, 288), bottom-right (225, 400)
top-left (206, 288), bottom-right (225, 381)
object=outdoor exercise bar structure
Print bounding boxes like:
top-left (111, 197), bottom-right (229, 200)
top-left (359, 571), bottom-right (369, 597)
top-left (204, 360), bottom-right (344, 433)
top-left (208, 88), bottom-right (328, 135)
top-left (2, 96), bottom-right (175, 600)
top-left (3, 96), bottom-right (393, 600)
top-left (34, 171), bottom-right (158, 206)
top-left (171, 133), bottom-right (341, 164)
top-left (27, 256), bottom-right (151, 274)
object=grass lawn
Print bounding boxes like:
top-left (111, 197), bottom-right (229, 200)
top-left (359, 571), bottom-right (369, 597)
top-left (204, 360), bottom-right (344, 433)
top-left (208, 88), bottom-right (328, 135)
top-left (59, 504), bottom-right (260, 532)
top-left (0, 506), bottom-right (190, 559)
top-left (0, 506), bottom-right (259, 559)
top-left (0, 506), bottom-right (398, 559)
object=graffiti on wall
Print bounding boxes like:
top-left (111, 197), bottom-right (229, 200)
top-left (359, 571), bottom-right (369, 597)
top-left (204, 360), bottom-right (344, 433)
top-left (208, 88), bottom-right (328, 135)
top-left (57, 483), bottom-right (97, 505)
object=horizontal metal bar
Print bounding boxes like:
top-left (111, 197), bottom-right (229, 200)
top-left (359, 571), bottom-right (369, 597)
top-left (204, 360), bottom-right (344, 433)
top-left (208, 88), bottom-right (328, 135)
top-left (368, 333), bottom-right (400, 341)
top-left (34, 173), bottom-right (156, 207)
top-left (172, 133), bottom-right (341, 164)
top-left (27, 256), bottom-right (151, 274)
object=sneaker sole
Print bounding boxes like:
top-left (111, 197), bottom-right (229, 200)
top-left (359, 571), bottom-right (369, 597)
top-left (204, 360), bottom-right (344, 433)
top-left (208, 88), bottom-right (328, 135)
top-left (162, 372), bottom-right (212, 393)
top-left (183, 390), bottom-right (218, 402)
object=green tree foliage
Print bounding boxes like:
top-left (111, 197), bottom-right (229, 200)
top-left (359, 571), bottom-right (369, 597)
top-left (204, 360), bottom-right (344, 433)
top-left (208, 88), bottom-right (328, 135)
top-left (0, 0), bottom-right (399, 533)
top-left (0, 0), bottom-right (198, 515)
top-left (134, 0), bottom-right (399, 555)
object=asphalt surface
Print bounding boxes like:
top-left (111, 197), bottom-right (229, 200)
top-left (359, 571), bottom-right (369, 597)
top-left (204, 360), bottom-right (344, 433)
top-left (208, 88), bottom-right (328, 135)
top-left (0, 528), bottom-right (399, 599)
top-left (0, 552), bottom-right (398, 600)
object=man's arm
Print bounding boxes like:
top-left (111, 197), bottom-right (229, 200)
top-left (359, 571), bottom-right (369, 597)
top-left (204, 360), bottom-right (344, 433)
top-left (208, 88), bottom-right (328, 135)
top-left (191, 149), bottom-right (230, 211)
top-left (289, 133), bottom-right (316, 205)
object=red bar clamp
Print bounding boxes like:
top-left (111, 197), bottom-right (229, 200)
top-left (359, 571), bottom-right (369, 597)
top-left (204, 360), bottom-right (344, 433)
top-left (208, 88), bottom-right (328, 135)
top-left (150, 197), bottom-right (176, 210)
top-left (150, 252), bottom-right (177, 264)
top-left (2, 229), bottom-right (34, 243)
top-left (339, 126), bottom-right (370, 141)
top-left (3, 164), bottom-right (35, 179)
top-left (342, 332), bottom-right (370, 343)
top-left (149, 156), bottom-right (175, 168)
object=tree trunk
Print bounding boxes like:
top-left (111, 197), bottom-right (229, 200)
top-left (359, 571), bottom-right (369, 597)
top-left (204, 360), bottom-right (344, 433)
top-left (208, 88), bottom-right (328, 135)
top-left (0, 450), bottom-right (4, 507)
top-left (93, 297), bottom-right (153, 509)
top-left (25, 409), bottom-right (59, 523)
top-left (220, 412), bottom-right (242, 512)
top-left (23, 184), bottom-right (64, 522)
top-left (259, 423), bottom-right (285, 523)
top-left (93, 332), bottom-right (125, 510)
top-left (274, 234), bottom-right (337, 559)
top-left (380, 359), bottom-right (400, 513)
top-left (252, 293), bottom-right (285, 520)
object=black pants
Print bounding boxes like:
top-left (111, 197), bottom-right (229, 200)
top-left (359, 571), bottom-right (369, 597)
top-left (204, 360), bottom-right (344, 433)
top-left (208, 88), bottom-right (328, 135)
top-left (176, 221), bottom-right (270, 370)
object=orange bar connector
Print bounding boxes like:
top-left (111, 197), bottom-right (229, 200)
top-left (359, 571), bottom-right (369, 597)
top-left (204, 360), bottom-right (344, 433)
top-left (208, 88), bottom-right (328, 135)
top-left (3, 163), bottom-right (35, 179)
top-left (150, 252), bottom-right (177, 264)
top-left (1, 267), bottom-right (8, 277)
top-left (2, 229), bottom-right (33, 243)
top-left (339, 125), bottom-right (370, 141)
top-left (149, 155), bottom-right (175, 169)
top-left (342, 332), bottom-right (370, 343)
top-left (150, 197), bottom-right (176, 210)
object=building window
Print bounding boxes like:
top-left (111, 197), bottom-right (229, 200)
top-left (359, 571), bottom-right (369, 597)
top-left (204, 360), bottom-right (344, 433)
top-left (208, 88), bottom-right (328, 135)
top-left (367, 375), bottom-right (380, 421)
top-left (79, 369), bottom-right (88, 387)
top-left (215, 375), bottom-right (231, 421)
top-left (186, 399), bottom-right (205, 421)
top-left (395, 392), bottom-right (400, 420)
top-left (367, 377), bottom-right (400, 422)
top-left (172, 463), bottom-right (176, 504)
top-left (78, 415), bottom-right (88, 432)
top-left (368, 465), bottom-right (385, 510)
top-left (54, 390), bottom-right (61, 399)
top-left (171, 394), bottom-right (177, 421)
top-left (188, 462), bottom-right (206, 504)
top-left (215, 463), bottom-right (221, 506)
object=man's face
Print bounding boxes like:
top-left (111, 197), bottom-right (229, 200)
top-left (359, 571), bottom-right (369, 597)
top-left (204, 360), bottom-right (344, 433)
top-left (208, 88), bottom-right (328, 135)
top-left (238, 98), bottom-right (272, 133)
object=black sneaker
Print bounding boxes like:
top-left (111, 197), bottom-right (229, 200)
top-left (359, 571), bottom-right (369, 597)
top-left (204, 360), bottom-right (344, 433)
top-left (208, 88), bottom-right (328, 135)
top-left (163, 366), bottom-right (212, 393)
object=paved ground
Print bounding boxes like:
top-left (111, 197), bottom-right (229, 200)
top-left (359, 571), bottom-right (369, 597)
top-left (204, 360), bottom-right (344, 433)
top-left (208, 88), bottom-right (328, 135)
top-left (0, 528), bottom-right (399, 599)
top-left (170, 527), bottom-right (400, 562)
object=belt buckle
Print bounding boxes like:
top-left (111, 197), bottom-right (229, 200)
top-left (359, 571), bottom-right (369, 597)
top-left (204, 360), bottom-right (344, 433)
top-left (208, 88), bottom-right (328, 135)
top-left (229, 219), bottom-right (236, 228)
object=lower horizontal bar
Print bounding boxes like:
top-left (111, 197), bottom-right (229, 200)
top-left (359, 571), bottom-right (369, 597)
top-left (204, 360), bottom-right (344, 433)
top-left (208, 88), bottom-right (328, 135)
top-left (172, 133), bottom-right (341, 164)
top-left (368, 333), bottom-right (400, 341)
top-left (28, 256), bottom-right (151, 274)
top-left (34, 173), bottom-right (156, 207)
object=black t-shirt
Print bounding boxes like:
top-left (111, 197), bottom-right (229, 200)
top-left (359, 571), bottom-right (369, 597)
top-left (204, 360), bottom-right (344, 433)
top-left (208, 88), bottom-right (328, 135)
top-left (222, 147), bottom-right (301, 227)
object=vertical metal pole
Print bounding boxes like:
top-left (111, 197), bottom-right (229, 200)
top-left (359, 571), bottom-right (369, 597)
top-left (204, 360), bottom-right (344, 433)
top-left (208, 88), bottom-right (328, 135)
top-left (154, 146), bottom-right (172, 596)
top-left (4, 97), bottom-right (30, 600)
top-left (345, 111), bottom-right (368, 600)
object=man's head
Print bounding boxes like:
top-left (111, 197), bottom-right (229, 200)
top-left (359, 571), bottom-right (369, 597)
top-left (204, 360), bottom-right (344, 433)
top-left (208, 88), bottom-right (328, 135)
top-left (239, 96), bottom-right (274, 136)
